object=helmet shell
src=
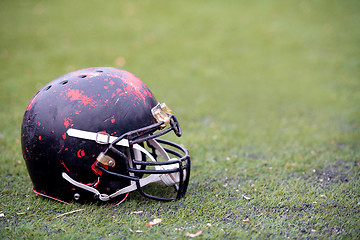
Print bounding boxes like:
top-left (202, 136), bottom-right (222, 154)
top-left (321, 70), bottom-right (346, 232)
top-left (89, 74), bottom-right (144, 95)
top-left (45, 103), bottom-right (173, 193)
top-left (21, 67), bottom-right (158, 203)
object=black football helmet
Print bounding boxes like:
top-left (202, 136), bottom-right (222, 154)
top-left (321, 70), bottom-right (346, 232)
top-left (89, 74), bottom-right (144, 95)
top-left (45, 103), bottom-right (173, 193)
top-left (21, 67), bottom-right (191, 204)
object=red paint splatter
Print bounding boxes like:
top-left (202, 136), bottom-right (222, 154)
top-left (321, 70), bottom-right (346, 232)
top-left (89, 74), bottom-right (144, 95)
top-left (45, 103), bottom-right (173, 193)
top-left (77, 149), bottom-right (85, 158)
top-left (75, 110), bottom-right (81, 114)
top-left (104, 86), bottom-right (108, 89)
top-left (66, 89), bottom-right (97, 107)
top-left (116, 88), bottom-right (122, 94)
top-left (63, 117), bottom-right (73, 128)
top-left (91, 161), bottom-right (103, 175)
top-left (62, 133), bottom-right (67, 139)
top-left (104, 115), bottom-right (116, 123)
top-left (109, 80), bottom-right (115, 86)
top-left (38, 136), bottom-right (42, 140)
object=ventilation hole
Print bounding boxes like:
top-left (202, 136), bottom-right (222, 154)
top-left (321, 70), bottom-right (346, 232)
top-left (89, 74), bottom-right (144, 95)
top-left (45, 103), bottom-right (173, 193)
top-left (44, 85), bottom-right (52, 91)
top-left (96, 70), bottom-right (103, 72)
top-left (79, 75), bottom-right (87, 78)
top-left (61, 80), bottom-right (68, 85)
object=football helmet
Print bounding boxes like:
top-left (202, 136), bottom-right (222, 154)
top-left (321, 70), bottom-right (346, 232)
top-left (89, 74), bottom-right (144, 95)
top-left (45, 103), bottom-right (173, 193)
top-left (21, 67), bottom-right (191, 204)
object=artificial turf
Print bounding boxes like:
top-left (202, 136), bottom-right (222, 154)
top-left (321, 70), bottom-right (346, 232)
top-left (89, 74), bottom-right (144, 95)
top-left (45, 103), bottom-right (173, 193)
top-left (1, 0), bottom-right (359, 239)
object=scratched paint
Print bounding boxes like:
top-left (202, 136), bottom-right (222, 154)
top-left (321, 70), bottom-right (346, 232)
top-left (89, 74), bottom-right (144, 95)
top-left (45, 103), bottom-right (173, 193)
top-left (66, 89), bottom-right (97, 107)
top-left (25, 92), bottom-right (40, 111)
top-left (108, 68), bottom-right (153, 106)
top-left (60, 160), bottom-right (70, 172)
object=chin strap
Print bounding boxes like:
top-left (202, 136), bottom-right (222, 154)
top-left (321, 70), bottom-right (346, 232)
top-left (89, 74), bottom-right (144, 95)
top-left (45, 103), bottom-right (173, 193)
top-left (63, 128), bottom-right (179, 201)
top-left (67, 128), bottom-right (157, 158)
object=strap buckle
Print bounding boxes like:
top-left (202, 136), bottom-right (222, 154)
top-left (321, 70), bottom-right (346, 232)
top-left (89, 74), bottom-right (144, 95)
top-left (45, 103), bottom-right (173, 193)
top-left (95, 132), bottom-right (110, 144)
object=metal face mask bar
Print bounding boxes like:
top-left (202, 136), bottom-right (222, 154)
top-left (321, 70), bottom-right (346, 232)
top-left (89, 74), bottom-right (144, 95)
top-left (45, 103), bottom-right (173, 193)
top-left (96, 138), bottom-right (190, 201)
top-left (64, 103), bottom-right (191, 202)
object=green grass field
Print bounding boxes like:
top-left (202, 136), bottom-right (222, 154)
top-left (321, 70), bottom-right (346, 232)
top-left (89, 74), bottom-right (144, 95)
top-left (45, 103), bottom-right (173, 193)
top-left (1, 0), bottom-right (359, 239)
